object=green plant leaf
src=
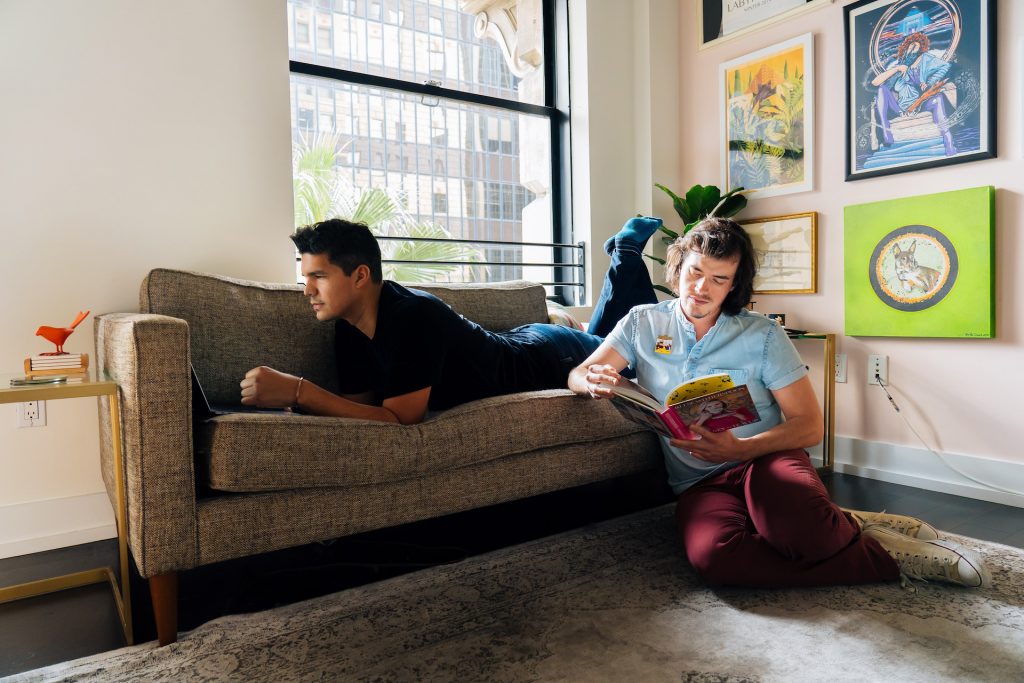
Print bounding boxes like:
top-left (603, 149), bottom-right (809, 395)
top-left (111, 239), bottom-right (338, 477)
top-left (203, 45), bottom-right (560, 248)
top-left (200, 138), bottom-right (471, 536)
top-left (685, 184), bottom-right (722, 220)
top-left (653, 284), bottom-right (675, 297)
top-left (711, 187), bottom-right (748, 218)
top-left (642, 252), bottom-right (666, 265)
top-left (658, 225), bottom-right (679, 240)
top-left (655, 183), bottom-right (691, 225)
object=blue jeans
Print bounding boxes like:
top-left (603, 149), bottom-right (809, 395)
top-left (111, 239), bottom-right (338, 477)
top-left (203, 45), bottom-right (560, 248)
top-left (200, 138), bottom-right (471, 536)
top-left (516, 245), bottom-right (658, 371)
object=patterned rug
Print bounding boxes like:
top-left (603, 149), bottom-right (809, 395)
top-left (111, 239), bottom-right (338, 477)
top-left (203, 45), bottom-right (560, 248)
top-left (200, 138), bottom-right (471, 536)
top-left (10, 504), bottom-right (1024, 682)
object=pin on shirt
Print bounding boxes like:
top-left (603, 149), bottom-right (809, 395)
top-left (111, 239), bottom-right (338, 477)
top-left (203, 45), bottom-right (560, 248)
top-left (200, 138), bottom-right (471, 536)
top-left (654, 335), bottom-right (673, 355)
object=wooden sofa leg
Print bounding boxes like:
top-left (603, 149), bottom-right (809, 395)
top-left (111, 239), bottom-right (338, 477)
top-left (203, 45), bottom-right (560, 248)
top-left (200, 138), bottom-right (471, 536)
top-left (149, 572), bottom-right (179, 646)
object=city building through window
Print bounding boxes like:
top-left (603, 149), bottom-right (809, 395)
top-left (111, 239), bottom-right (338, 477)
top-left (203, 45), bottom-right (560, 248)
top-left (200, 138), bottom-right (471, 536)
top-left (288, 0), bottom-right (575, 298)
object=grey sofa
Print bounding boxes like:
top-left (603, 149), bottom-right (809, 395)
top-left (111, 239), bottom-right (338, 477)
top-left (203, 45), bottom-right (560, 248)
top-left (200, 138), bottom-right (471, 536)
top-left (94, 268), bottom-right (662, 644)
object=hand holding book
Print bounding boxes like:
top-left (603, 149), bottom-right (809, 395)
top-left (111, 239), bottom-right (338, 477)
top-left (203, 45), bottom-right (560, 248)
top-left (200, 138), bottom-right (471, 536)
top-left (605, 373), bottom-right (760, 441)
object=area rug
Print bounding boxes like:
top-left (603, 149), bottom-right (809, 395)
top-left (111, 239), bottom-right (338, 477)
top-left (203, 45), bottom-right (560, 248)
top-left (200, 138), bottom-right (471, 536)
top-left (10, 504), bottom-right (1024, 682)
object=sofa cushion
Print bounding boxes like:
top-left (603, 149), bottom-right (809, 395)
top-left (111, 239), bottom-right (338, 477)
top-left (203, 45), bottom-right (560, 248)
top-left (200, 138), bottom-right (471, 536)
top-left (198, 390), bottom-right (650, 492)
top-left (414, 280), bottom-right (549, 331)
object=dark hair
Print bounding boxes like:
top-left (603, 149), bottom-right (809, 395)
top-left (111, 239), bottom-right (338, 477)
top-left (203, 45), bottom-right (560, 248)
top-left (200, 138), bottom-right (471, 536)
top-left (664, 217), bottom-right (757, 315)
top-left (291, 219), bottom-right (383, 283)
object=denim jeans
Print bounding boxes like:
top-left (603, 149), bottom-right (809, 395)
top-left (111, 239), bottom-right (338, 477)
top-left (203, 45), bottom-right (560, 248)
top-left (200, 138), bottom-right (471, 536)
top-left (513, 244), bottom-right (658, 372)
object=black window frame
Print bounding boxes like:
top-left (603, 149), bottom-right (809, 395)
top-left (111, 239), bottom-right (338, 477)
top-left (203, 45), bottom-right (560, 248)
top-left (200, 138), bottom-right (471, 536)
top-left (288, 0), bottom-right (574, 295)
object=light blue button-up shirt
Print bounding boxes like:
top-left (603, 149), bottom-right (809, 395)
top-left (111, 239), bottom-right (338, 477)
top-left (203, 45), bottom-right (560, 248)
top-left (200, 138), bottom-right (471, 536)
top-left (604, 299), bottom-right (807, 494)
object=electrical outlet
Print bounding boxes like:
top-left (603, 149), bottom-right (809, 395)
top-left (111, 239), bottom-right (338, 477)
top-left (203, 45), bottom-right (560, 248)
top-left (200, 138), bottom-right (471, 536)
top-left (867, 354), bottom-right (888, 386)
top-left (17, 400), bottom-right (47, 427)
top-left (834, 353), bottom-right (847, 383)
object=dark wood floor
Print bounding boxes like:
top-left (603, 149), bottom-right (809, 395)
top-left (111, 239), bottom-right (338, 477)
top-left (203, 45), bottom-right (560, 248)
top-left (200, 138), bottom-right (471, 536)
top-left (2, 471), bottom-right (1023, 678)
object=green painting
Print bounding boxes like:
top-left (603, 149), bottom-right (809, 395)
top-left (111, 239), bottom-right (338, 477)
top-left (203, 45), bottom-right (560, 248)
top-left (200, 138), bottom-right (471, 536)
top-left (844, 186), bottom-right (994, 338)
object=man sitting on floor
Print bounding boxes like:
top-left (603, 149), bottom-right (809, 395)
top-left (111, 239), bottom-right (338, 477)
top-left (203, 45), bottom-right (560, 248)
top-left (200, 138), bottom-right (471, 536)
top-left (568, 217), bottom-right (990, 591)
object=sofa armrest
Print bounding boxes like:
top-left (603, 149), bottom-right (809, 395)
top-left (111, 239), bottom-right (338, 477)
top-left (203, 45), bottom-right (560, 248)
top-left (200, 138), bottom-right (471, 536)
top-left (95, 313), bottom-right (198, 577)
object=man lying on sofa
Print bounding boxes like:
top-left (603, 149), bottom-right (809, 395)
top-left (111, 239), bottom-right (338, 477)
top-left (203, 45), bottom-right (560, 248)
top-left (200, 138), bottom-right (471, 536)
top-left (238, 216), bottom-right (661, 424)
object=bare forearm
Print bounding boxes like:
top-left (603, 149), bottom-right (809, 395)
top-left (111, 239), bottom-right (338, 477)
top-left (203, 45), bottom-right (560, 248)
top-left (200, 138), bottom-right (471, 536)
top-left (736, 415), bottom-right (824, 461)
top-left (296, 380), bottom-right (401, 423)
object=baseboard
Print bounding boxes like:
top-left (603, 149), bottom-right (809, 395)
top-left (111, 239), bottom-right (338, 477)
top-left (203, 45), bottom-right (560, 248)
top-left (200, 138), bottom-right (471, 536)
top-left (0, 492), bottom-right (116, 560)
top-left (834, 436), bottom-right (1024, 509)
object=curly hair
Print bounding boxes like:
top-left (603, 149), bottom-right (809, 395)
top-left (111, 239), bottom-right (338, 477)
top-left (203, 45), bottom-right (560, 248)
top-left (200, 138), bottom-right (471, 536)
top-left (291, 218), bottom-right (383, 283)
top-left (897, 32), bottom-right (930, 61)
top-left (664, 217), bottom-right (757, 316)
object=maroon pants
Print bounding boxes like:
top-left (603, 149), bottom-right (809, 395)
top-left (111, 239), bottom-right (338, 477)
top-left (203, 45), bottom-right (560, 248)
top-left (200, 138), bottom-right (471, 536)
top-left (675, 449), bottom-right (899, 587)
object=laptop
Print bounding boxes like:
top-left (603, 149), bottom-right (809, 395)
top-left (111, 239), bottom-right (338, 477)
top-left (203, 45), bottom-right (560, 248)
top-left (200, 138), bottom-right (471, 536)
top-left (190, 365), bottom-right (292, 419)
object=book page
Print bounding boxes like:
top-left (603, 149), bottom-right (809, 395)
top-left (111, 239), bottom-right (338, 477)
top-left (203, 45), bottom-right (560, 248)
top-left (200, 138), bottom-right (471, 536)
top-left (665, 373), bottom-right (734, 405)
top-left (608, 381), bottom-right (660, 410)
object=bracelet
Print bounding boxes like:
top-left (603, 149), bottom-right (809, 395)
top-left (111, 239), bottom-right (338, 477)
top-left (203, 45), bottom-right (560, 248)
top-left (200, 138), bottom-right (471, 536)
top-left (293, 377), bottom-right (305, 408)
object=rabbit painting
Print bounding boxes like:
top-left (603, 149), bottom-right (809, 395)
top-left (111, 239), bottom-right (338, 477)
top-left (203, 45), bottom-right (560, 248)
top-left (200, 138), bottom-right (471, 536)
top-left (892, 240), bottom-right (941, 294)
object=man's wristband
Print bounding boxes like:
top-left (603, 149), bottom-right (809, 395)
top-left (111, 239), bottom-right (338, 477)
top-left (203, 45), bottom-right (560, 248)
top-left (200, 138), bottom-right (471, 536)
top-left (293, 377), bottom-right (305, 408)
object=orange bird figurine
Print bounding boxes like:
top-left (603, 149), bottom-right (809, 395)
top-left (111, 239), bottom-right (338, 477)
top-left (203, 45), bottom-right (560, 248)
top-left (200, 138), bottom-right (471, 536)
top-left (36, 310), bottom-right (90, 355)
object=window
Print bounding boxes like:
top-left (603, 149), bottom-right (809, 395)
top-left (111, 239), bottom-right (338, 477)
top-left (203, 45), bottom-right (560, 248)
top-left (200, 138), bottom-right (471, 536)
top-left (432, 192), bottom-right (448, 213)
top-left (316, 21), bottom-right (333, 53)
top-left (288, 0), bottom-right (572, 296)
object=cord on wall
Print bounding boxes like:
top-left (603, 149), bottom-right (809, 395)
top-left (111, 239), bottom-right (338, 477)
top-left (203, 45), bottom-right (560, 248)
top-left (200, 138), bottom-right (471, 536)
top-left (874, 374), bottom-right (1024, 497)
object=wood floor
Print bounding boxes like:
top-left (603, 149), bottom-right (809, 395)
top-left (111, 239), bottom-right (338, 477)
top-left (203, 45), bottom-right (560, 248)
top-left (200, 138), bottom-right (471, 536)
top-left (2, 471), bottom-right (1023, 678)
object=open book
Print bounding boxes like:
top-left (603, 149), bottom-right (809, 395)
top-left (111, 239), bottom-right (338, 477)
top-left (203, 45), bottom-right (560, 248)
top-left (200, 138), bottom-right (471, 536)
top-left (607, 372), bottom-right (760, 440)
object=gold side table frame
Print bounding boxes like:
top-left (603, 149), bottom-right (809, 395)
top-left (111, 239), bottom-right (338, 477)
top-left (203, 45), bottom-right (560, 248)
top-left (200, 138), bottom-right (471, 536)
top-left (0, 375), bottom-right (132, 645)
top-left (790, 333), bottom-right (836, 473)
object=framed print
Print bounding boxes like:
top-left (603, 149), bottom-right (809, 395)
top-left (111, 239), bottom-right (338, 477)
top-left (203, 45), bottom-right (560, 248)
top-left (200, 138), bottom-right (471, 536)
top-left (844, 186), bottom-right (994, 338)
top-left (844, 0), bottom-right (996, 181)
top-left (721, 33), bottom-right (814, 200)
top-left (698, 0), bottom-right (831, 50)
top-left (742, 212), bottom-right (817, 294)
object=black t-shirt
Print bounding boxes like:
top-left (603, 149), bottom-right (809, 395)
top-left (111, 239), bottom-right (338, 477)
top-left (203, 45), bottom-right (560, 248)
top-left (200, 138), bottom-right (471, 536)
top-left (334, 281), bottom-right (564, 410)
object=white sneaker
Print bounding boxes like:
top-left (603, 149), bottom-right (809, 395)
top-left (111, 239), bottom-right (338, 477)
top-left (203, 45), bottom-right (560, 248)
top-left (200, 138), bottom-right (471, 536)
top-left (862, 523), bottom-right (991, 589)
top-left (845, 508), bottom-right (940, 540)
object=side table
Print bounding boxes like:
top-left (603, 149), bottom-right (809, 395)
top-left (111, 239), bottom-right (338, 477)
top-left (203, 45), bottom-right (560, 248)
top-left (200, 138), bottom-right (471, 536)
top-left (0, 374), bottom-right (132, 645)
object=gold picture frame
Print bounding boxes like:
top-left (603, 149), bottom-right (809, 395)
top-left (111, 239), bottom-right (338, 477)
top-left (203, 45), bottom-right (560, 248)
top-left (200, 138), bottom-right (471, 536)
top-left (741, 212), bottom-right (817, 294)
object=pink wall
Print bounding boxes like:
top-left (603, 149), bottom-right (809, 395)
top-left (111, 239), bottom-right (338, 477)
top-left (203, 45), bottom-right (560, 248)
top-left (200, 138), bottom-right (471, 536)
top-left (678, 0), bottom-right (1023, 465)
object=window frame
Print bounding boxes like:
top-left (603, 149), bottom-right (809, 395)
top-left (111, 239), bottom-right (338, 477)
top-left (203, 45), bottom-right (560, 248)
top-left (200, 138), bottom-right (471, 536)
top-left (288, 0), bottom-right (574, 295)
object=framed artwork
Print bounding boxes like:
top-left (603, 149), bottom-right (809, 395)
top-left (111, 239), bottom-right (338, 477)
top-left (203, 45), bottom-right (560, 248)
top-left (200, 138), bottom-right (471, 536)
top-left (698, 0), bottom-right (832, 50)
top-left (844, 0), bottom-right (996, 181)
top-left (844, 186), bottom-right (994, 338)
top-left (741, 212), bottom-right (817, 294)
top-left (721, 33), bottom-right (814, 200)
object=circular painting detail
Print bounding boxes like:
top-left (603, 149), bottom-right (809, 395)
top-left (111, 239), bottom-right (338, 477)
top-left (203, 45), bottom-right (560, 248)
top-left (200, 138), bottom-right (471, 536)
top-left (869, 224), bottom-right (958, 311)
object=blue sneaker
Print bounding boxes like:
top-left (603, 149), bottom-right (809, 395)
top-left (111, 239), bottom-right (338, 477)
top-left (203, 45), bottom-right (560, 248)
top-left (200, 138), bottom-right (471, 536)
top-left (603, 216), bottom-right (663, 254)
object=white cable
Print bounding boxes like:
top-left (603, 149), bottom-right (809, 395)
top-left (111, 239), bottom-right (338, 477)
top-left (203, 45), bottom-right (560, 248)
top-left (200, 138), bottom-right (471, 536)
top-left (875, 375), bottom-right (1024, 497)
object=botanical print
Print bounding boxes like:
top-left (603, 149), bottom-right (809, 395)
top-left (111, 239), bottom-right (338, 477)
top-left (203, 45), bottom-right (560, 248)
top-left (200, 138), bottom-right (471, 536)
top-left (845, 0), bottom-right (994, 180)
top-left (722, 33), bottom-right (813, 199)
top-left (844, 186), bottom-right (994, 338)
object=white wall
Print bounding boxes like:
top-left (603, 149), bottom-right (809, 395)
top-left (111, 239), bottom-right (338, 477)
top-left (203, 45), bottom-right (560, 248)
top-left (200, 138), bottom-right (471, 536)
top-left (569, 0), bottom-right (680, 303)
top-left (0, 0), bottom-right (295, 556)
top-left (677, 0), bottom-right (1024, 502)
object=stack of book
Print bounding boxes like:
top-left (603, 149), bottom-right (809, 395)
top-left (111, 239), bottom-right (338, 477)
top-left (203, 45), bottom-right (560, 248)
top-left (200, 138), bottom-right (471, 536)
top-left (24, 353), bottom-right (90, 377)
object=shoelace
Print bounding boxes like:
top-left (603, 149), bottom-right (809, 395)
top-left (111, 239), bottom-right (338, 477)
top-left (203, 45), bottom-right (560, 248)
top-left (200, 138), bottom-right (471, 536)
top-left (861, 509), bottom-right (923, 536)
top-left (892, 548), bottom-right (958, 591)
top-left (860, 522), bottom-right (947, 592)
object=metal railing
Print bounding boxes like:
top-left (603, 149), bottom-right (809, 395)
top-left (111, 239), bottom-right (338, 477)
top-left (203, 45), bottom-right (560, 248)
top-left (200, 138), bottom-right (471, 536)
top-left (299, 236), bottom-right (587, 305)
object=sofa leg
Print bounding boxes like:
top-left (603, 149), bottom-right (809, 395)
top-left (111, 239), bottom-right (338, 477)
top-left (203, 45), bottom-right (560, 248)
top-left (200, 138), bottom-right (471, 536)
top-left (149, 572), bottom-right (179, 646)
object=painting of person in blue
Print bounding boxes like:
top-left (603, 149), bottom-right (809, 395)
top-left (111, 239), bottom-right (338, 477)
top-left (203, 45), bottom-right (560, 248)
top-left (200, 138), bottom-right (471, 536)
top-left (871, 32), bottom-right (956, 155)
